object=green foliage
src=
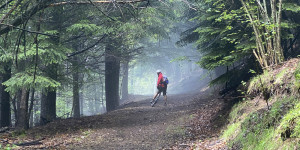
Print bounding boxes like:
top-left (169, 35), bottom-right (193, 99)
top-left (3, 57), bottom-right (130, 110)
top-left (222, 122), bottom-right (241, 140)
top-left (0, 144), bottom-right (18, 150)
top-left (221, 100), bottom-right (249, 146)
top-left (56, 92), bottom-right (72, 118)
top-left (283, 3), bottom-right (300, 12)
top-left (66, 21), bottom-right (106, 35)
top-left (0, 52), bottom-right (13, 63)
top-left (294, 62), bottom-right (300, 91)
top-left (248, 71), bottom-right (271, 93)
top-left (237, 127), bottom-right (280, 150)
top-left (11, 129), bottom-right (26, 137)
top-left (178, 0), bottom-right (300, 88)
top-left (229, 101), bottom-right (248, 121)
top-left (3, 72), bottom-right (60, 94)
top-left (275, 68), bottom-right (289, 85)
top-left (223, 95), bottom-right (299, 149)
top-left (236, 96), bottom-right (299, 149)
top-left (190, 0), bottom-right (253, 70)
top-left (277, 101), bottom-right (300, 139)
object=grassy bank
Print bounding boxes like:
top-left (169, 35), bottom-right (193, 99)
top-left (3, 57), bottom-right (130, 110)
top-left (222, 59), bottom-right (300, 150)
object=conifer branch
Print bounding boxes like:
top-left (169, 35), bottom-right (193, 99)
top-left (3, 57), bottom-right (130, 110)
top-left (0, 0), bottom-right (14, 10)
top-left (67, 34), bottom-right (107, 57)
top-left (0, 23), bottom-right (58, 37)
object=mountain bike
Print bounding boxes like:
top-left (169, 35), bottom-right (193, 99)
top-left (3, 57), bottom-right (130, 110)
top-left (151, 93), bottom-right (161, 107)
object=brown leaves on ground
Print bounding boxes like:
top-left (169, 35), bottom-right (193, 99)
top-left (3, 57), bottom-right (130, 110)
top-left (0, 90), bottom-right (230, 150)
top-left (170, 95), bottom-right (230, 150)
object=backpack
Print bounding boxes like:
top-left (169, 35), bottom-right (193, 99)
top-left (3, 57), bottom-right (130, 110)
top-left (163, 76), bottom-right (169, 85)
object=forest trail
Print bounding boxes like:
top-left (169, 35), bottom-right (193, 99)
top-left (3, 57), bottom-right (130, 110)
top-left (1, 91), bottom-right (228, 150)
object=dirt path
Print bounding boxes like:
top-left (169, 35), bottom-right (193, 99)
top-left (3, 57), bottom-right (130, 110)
top-left (0, 92), bottom-right (227, 149)
top-left (68, 94), bottom-right (210, 150)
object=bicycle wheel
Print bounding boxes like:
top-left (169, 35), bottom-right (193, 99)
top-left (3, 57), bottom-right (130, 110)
top-left (151, 93), bottom-right (161, 107)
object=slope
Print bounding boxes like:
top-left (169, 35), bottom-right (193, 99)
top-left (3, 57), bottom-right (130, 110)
top-left (0, 90), bottom-right (227, 150)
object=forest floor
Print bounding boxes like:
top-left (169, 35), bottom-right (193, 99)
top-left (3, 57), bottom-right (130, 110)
top-left (0, 90), bottom-right (229, 150)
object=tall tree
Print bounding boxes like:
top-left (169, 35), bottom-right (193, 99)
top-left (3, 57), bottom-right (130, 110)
top-left (0, 63), bottom-right (11, 127)
top-left (16, 88), bottom-right (29, 129)
top-left (121, 61), bottom-right (129, 101)
top-left (105, 41), bottom-right (120, 112)
top-left (72, 56), bottom-right (80, 118)
top-left (40, 64), bottom-right (58, 125)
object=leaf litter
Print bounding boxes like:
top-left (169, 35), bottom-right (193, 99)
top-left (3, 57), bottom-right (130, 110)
top-left (0, 90), bottom-right (229, 150)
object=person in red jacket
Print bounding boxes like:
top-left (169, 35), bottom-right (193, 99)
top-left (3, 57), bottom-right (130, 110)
top-left (152, 70), bottom-right (167, 105)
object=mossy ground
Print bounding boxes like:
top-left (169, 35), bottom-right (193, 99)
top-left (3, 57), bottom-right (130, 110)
top-left (222, 59), bottom-right (300, 150)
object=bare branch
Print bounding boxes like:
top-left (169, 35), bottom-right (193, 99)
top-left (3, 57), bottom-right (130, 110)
top-left (49, 0), bottom-right (146, 7)
top-left (87, 0), bottom-right (115, 21)
top-left (67, 34), bottom-right (107, 57)
top-left (0, 23), bottom-right (58, 37)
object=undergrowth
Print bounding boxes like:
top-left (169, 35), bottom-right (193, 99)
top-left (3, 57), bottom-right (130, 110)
top-left (222, 59), bottom-right (300, 150)
top-left (224, 96), bottom-right (299, 149)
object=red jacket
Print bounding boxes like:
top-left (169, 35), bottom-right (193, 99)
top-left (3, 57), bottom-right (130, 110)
top-left (157, 72), bottom-right (164, 88)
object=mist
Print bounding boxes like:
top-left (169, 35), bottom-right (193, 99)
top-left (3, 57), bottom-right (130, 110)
top-left (51, 33), bottom-right (216, 118)
top-left (127, 34), bottom-right (210, 96)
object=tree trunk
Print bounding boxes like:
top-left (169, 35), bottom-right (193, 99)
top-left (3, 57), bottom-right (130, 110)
top-left (16, 88), bottom-right (29, 130)
top-left (105, 44), bottom-right (120, 112)
top-left (79, 89), bottom-right (83, 116)
top-left (29, 109), bottom-right (33, 128)
top-left (121, 61), bottom-right (129, 101)
top-left (28, 89), bottom-right (35, 128)
top-left (240, 0), bottom-right (284, 68)
top-left (40, 64), bottom-right (57, 125)
top-left (94, 83), bottom-right (100, 113)
top-left (40, 90), bottom-right (56, 125)
top-left (99, 74), bottom-right (105, 112)
top-left (33, 94), bottom-right (40, 126)
top-left (72, 56), bottom-right (80, 118)
top-left (15, 90), bottom-right (22, 125)
top-left (0, 63), bottom-right (11, 127)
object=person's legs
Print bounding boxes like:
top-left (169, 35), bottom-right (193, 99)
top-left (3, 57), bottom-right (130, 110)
top-left (152, 87), bottom-right (161, 103)
top-left (152, 92), bottom-right (159, 101)
top-left (164, 95), bottom-right (167, 105)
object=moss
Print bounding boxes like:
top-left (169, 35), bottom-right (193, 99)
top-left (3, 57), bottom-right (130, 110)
top-left (222, 100), bottom-right (255, 144)
top-left (222, 122), bottom-right (241, 140)
top-left (233, 112), bottom-right (280, 150)
top-left (221, 100), bottom-right (247, 140)
top-left (11, 130), bottom-right (27, 138)
top-left (293, 62), bottom-right (300, 92)
top-left (240, 128), bottom-right (282, 150)
top-left (222, 60), bottom-right (300, 149)
top-left (226, 96), bottom-right (298, 149)
top-left (248, 71), bottom-right (273, 94)
top-left (277, 101), bottom-right (300, 139)
top-left (294, 62), bottom-right (300, 80)
top-left (275, 68), bottom-right (289, 84)
top-left (228, 101), bottom-right (248, 122)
